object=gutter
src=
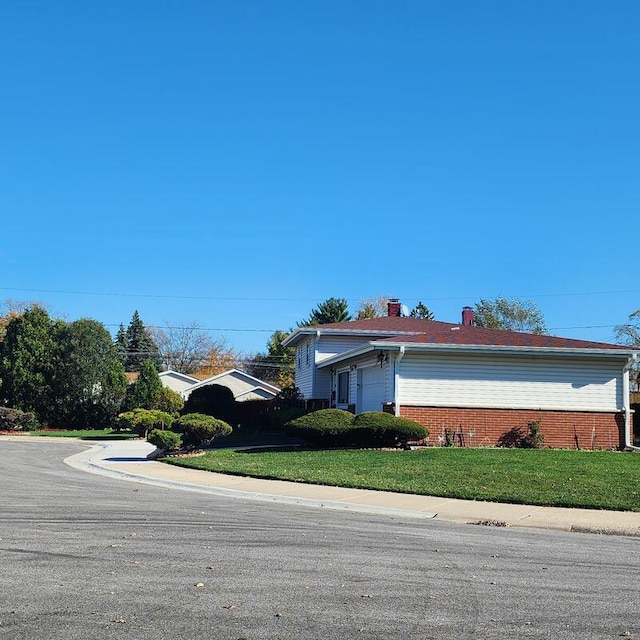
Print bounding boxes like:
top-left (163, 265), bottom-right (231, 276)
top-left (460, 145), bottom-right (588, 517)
top-left (624, 354), bottom-right (639, 452)
top-left (394, 346), bottom-right (405, 418)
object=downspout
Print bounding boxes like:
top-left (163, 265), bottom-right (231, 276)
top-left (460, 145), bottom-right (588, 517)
top-left (394, 346), bottom-right (405, 417)
top-left (624, 354), bottom-right (639, 452)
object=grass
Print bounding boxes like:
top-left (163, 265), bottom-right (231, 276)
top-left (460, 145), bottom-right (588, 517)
top-left (29, 428), bottom-right (138, 440)
top-left (164, 447), bottom-right (640, 512)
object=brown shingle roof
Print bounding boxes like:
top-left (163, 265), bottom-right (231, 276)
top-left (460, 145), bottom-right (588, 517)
top-left (296, 317), bottom-right (632, 351)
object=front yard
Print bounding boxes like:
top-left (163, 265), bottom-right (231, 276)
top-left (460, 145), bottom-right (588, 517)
top-left (164, 447), bottom-right (640, 512)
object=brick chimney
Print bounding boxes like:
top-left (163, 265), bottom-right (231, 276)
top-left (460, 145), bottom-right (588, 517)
top-left (462, 306), bottom-right (474, 326)
top-left (387, 299), bottom-right (401, 317)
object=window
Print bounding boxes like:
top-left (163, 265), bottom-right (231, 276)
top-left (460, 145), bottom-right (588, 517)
top-left (337, 371), bottom-right (349, 404)
top-left (306, 342), bottom-right (310, 366)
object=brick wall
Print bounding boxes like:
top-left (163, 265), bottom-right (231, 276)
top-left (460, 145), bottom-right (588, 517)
top-left (399, 405), bottom-right (626, 450)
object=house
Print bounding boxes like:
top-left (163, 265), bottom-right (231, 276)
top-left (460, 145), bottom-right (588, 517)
top-left (158, 370), bottom-right (202, 396)
top-left (172, 369), bottom-right (281, 402)
top-left (282, 301), bottom-right (639, 450)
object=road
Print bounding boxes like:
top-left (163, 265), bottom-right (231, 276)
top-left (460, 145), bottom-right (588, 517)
top-left (1, 439), bottom-right (638, 639)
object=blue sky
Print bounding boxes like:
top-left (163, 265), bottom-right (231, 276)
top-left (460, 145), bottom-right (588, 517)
top-left (1, 1), bottom-right (638, 355)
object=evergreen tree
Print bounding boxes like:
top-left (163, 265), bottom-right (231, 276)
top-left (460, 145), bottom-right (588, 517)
top-left (410, 301), bottom-right (435, 320)
top-left (114, 323), bottom-right (128, 367)
top-left (300, 297), bottom-right (351, 326)
top-left (123, 311), bottom-right (162, 371)
top-left (123, 359), bottom-right (163, 411)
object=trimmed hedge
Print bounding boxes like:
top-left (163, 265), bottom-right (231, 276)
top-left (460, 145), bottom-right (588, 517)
top-left (174, 413), bottom-right (232, 448)
top-left (285, 409), bottom-right (355, 446)
top-left (148, 428), bottom-right (182, 451)
top-left (351, 412), bottom-right (428, 446)
top-left (285, 409), bottom-right (428, 448)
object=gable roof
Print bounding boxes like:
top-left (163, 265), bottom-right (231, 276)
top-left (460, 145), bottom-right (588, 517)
top-left (185, 368), bottom-right (281, 397)
top-left (158, 370), bottom-right (201, 384)
top-left (285, 316), bottom-right (637, 360)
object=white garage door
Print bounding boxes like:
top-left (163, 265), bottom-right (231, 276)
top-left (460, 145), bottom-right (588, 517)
top-left (359, 366), bottom-right (385, 413)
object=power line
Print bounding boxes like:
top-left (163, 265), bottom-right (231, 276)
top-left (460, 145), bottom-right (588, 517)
top-left (2, 286), bottom-right (640, 304)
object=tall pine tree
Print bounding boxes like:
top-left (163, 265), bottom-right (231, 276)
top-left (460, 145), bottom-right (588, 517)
top-left (121, 311), bottom-right (162, 371)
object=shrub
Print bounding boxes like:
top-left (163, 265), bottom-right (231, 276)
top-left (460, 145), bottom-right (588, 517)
top-left (285, 409), bottom-right (355, 446)
top-left (116, 409), bottom-right (174, 438)
top-left (351, 412), bottom-right (428, 447)
top-left (155, 386), bottom-right (184, 415)
top-left (148, 428), bottom-right (182, 451)
top-left (498, 421), bottom-right (545, 449)
top-left (0, 407), bottom-right (40, 432)
top-left (183, 384), bottom-right (237, 425)
top-left (174, 412), bottom-right (232, 448)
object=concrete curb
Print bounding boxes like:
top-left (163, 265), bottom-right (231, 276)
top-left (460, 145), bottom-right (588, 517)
top-left (63, 442), bottom-right (439, 520)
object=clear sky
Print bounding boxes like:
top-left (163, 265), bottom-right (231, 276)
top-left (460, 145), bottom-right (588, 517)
top-left (1, 1), bottom-right (638, 355)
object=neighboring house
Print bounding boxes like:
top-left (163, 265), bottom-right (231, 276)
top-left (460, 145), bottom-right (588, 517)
top-left (283, 301), bottom-right (639, 450)
top-left (170, 369), bottom-right (281, 402)
top-left (158, 370), bottom-right (202, 396)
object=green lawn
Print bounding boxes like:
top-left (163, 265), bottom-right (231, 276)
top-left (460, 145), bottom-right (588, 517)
top-left (29, 429), bottom-right (138, 440)
top-left (164, 447), bottom-right (640, 512)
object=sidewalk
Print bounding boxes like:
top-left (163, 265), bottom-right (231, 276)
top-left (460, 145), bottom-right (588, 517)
top-left (10, 436), bottom-right (640, 536)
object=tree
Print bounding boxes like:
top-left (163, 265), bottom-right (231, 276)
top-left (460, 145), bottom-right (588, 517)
top-left (409, 301), bottom-right (435, 320)
top-left (152, 322), bottom-right (216, 374)
top-left (120, 311), bottom-right (162, 372)
top-left (245, 329), bottom-right (295, 387)
top-left (53, 319), bottom-right (128, 429)
top-left (114, 323), bottom-right (128, 364)
top-left (615, 310), bottom-right (640, 393)
top-left (123, 359), bottom-right (163, 411)
top-left (0, 306), bottom-right (63, 423)
top-left (355, 296), bottom-right (390, 319)
top-left (0, 300), bottom-right (30, 342)
top-left (300, 297), bottom-right (351, 326)
top-left (192, 339), bottom-right (240, 379)
top-left (474, 296), bottom-right (547, 334)
top-left (615, 310), bottom-right (640, 347)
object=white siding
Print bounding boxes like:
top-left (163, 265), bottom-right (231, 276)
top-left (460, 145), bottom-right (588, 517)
top-left (317, 336), bottom-right (368, 363)
top-left (295, 337), bottom-right (315, 398)
top-left (398, 353), bottom-right (623, 411)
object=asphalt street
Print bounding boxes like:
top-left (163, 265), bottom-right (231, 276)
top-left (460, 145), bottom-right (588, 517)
top-left (1, 439), bottom-right (638, 639)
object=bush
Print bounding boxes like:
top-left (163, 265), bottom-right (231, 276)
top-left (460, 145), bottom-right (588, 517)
top-left (351, 412), bottom-right (428, 447)
top-left (174, 413), bottom-right (232, 448)
top-left (285, 409), bottom-right (355, 446)
top-left (0, 407), bottom-right (40, 432)
top-left (498, 421), bottom-right (545, 449)
top-left (116, 409), bottom-right (174, 438)
top-left (147, 428), bottom-right (182, 451)
top-left (155, 386), bottom-right (184, 415)
top-left (183, 384), bottom-right (237, 425)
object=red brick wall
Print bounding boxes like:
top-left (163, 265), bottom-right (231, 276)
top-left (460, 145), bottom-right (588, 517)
top-left (399, 405), bottom-right (626, 450)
